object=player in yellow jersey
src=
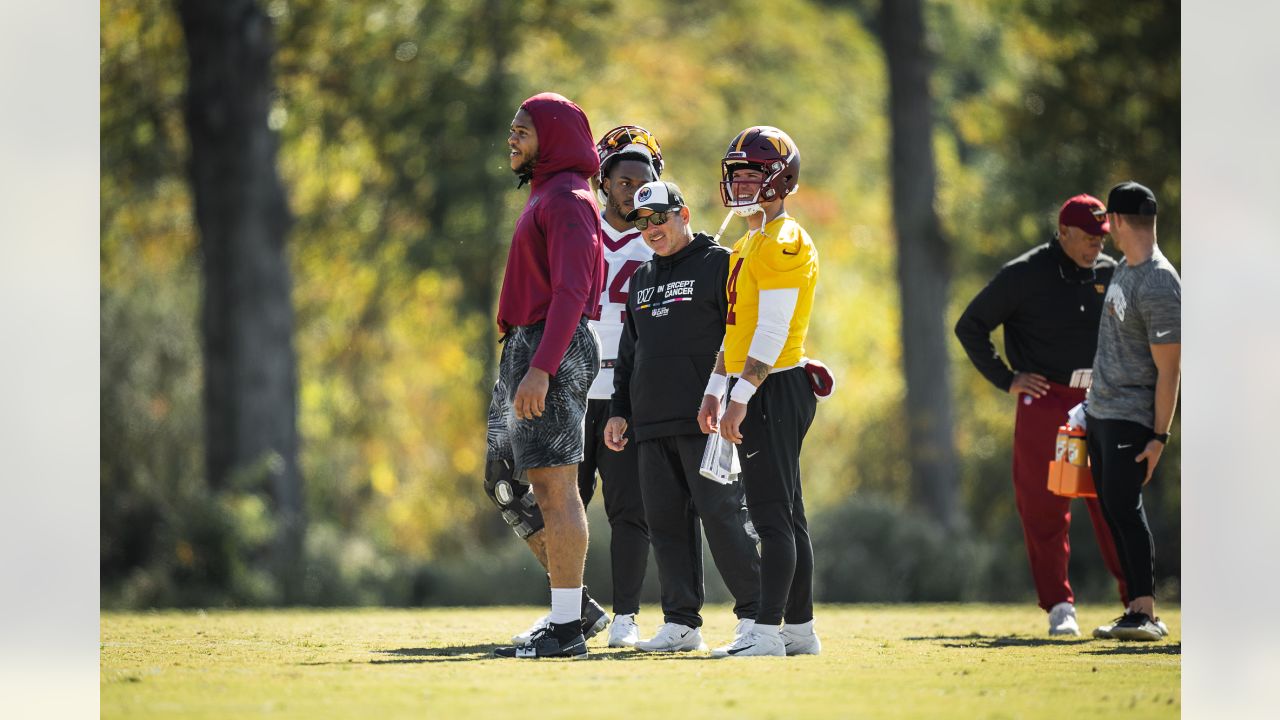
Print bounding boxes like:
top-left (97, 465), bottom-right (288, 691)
top-left (697, 126), bottom-right (821, 657)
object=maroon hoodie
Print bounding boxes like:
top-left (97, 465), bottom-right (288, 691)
top-left (497, 92), bottom-right (605, 375)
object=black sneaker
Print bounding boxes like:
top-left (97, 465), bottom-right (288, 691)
top-left (1090, 614), bottom-right (1121, 635)
top-left (1109, 612), bottom-right (1164, 641)
top-left (580, 594), bottom-right (609, 641)
top-left (494, 624), bottom-right (588, 659)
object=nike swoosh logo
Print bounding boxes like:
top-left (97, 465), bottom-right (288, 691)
top-left (728, 644), bottom-right (755, 654)
top-left (745, 451), bottom-right (760, 458)
top-left (1118, 443), bottom-right (1133, 449)
top-left (679, 631), bottom-right (690, 638)
top-left (1155, 330), bottom-right (1172, 337)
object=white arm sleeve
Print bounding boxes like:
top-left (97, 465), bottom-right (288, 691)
top-left (747, 288), bottom-right (800, 367)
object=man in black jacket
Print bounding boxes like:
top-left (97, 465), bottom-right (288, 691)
top-left (605, 180), bottom-right (761, 653)
top-left (954, 194), bottom-right (1129, 637)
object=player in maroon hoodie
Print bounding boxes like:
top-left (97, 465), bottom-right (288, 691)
top-left (489, 93), bottom-right (606, 659)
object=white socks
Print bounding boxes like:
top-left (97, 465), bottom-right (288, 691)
top-left (549, 587), bottom-right (582, 625)
top-left (753, 623), bottom-right (781, 637)
top-left (784, 619), bottom-right (814, 635)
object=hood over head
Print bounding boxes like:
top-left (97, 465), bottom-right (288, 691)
top-left (520, 92), bottom-right (600, 182)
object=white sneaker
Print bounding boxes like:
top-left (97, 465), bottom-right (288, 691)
top-left (711, 618), bottom-right (756, 657)
top-left (608, 613), bottom-right (640, 648)
top-left (633, 622), bottom-right (707, 652)
top-left (1093, 613), bottom-right (1168, 639)
top-left (511, 612), bottom-right (550, 645)
top-left (1048, 602), bottom-right (1081, 637)
top-left (781, 621), bottom-right (822, 655)
top-left (718, 627), bottom-right (785, 657)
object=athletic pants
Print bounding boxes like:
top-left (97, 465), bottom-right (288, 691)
top-left (637, 434), bottom-right (760, 628)
top-left (578, 398), bottom-right (650, 615)
top-left (1014, 382), bottom-right (1129, 610)
top-left (735, 368), bottom-right (816, 627)
top-left (1085, 414), bottom-right (1157, 600)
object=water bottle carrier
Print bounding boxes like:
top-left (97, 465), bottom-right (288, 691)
top-left (1046, 425), bottom-right (1097, 498)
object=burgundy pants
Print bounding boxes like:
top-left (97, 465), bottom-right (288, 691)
top-left (1012, 381), bottom-right (1129, 610)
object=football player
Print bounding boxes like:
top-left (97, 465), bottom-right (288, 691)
top-left (697, 126), bottom-right (822, 657)
top-left (498, 126), bottom-right (664, 649)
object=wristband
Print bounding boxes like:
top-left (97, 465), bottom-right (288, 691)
top-left (729, 378), bottom-right (758, 404)
top-left (1151, 432), bottom-right (1170, 445)
top-left (704, 373), bottom-right (727, 399)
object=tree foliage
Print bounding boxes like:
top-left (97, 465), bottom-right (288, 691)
top-left (101, 0), bottom-right (1180, 606)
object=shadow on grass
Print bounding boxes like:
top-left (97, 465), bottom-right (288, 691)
top-left (300, 646), bottom-right (732, 665)
top-left (370, 645), bottom-right (498, 663)
top-left (905, 634), bottom-right (1092, 649)
top-left (1083, 642), bottom-right (1181, 656)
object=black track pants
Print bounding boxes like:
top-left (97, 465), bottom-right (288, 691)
top-left (735, 368), bottom-right (817, 626)
top-left (1085, 414), bottom-right (1157, 600)
top-left (637, 434), bottom-right (761, 628)
top-left (579, 399), bottom-right (650, 615)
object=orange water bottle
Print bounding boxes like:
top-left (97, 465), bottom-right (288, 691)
top-left (1047, 425), bottom-right (1097, 498)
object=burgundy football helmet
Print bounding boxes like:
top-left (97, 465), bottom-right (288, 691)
top-left (596, 125), bottom-right (664, 185)
top-left (719, 126), bottom-right (800, 210)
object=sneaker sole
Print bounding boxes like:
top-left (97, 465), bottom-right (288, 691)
top-left (634, 642), bottom-right (708, 653)
top-left (1110, 627), bottom-right (1162, 641)
top-left (582, 614), bottom-right (609, 641)
top-left (493, 649), bottom-right (590, 660)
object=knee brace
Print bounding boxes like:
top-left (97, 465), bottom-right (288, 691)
top-left (483, 456), bottom-right (544, 539)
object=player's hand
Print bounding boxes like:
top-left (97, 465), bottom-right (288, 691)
top-left (698, 394), bottom-right (721, 434)
top-left (718, 400), bottom-right (747, 444)
top-left (514, 368), bottom-right (549, 420)
top-left (1009, 371), bottom-right (1050, 399)
top-left (1135, 439), bottom-right (1164, 486)
top-left (604, 417), bottom-right (629, 452)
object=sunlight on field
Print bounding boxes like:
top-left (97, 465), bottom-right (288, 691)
top-left (101, 605), bottom-right (1179, 719)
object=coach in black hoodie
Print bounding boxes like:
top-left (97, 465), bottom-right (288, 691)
top-left (604, 181), bottom-right (760, 654)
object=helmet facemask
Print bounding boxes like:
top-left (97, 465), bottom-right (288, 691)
top-left (720, 160), bottom-right (770, 215)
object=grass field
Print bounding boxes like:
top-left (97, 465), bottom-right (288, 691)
top-left (101, 604), bottom-right (1180, 719)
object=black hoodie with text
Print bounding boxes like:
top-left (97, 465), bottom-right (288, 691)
top-left (610, 232), bottom-right (729, 441)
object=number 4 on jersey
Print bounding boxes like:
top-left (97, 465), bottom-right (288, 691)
top-left (598, 259), bottom-right (644, 322)
top-left (726, 258), bottom-right (743, 325)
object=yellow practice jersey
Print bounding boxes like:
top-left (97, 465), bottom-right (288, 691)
top-left (723, 214), bottom-right (819, 375)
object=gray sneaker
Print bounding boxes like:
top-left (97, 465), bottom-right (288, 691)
top-left (1094, 612), bottom-right (1169, 639)
top-left (1109, 612), bottom-right (1165, 641)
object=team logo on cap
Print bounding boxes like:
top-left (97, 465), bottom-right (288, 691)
top-left (637, 186), bottom-right (653, 203)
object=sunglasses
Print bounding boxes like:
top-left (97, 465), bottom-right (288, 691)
top-left (633, 209), bottom-right (679, 231)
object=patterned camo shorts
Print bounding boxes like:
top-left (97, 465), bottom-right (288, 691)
top-left (486, 318), bottom-right (600, 482)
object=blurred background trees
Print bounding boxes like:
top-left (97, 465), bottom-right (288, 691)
top-left (101, 0), bottom-right (1180, 608)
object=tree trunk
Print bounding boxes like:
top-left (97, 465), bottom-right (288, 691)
top-left (177, 0), bottom-right (305, 601)
top-left (881, 0), bottom-right (963, 530)
top-left (476, 0), bottom-right (514, 361)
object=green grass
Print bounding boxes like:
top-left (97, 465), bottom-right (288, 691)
top-left (101, 604), bottom-right (1180, 719)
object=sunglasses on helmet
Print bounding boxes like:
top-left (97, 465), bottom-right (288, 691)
top-left (633, 209), bottom-right (679, 231)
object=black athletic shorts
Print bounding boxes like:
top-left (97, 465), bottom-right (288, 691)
top-left (486, 317), bottom-right (600, 480)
